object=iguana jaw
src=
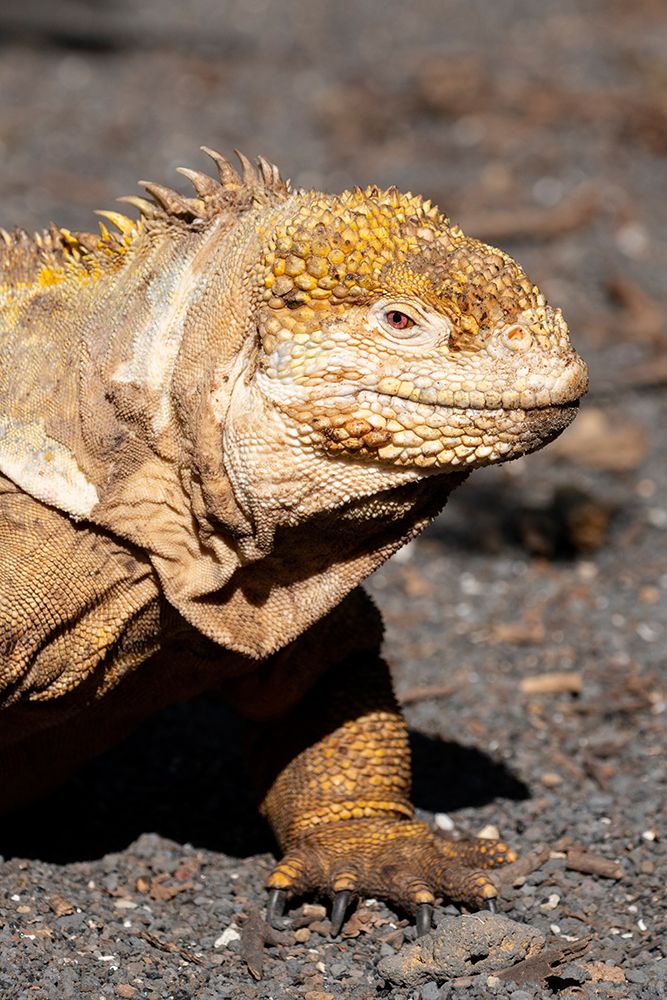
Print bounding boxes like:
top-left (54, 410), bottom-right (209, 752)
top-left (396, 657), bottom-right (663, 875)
top-left (284, 396), bottom-right (581, 473)
top-left (255, 338), bottom-right (588, 474)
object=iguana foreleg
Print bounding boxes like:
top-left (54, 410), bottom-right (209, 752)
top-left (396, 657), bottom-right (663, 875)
top-left (244, 597), bottom-right (516, 934)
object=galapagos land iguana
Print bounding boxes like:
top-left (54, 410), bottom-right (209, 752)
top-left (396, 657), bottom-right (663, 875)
top-left (0, 150), bottom-right (588, 934)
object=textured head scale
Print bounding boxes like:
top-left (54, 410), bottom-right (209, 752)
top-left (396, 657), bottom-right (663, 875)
top-left (258, 184), bottom-right (557, 354)
top-left (262, 186), bottom-right (443, 312)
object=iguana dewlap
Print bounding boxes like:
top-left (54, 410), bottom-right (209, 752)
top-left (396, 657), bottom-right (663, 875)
top-left (0, 151), bottom-right (587, 933)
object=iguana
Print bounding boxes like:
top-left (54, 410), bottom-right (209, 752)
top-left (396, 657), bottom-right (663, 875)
top-left (0, 150), bottom-right (588, 935)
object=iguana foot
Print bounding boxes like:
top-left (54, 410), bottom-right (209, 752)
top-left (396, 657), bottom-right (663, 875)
top-left (265, 818), bottom-right (516, 934)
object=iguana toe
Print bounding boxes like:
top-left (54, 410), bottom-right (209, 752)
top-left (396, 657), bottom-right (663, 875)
top-left (265, 818), bottom-right (515, 933)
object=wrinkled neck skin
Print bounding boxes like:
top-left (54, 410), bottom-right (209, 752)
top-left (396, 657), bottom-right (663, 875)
top-left (65, 203), bottom-right (462, 655)
top-left (220, 379), bottom-right (431, 560)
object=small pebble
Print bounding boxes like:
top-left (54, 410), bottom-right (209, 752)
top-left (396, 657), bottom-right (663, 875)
top-left (214, 926), bottom-right (240, 947)
top-left (434, 813), bottom-right (455, 832)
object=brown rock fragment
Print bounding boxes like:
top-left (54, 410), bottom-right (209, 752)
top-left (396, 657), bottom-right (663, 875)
top-left (377, 913), bottom-right (545, 986)
top-left (48, 895), bottom-right (75, 917)
top-left (585, 961), bottom-right (626, 984)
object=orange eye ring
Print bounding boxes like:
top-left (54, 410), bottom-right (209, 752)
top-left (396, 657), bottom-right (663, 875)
top-left (385, 310), bottom-right (415, 331)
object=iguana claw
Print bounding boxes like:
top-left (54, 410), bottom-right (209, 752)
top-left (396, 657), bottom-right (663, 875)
top-left (330, 890), bottom-right (352, 936)
top-left (416, 902), bottom-right (433, 937)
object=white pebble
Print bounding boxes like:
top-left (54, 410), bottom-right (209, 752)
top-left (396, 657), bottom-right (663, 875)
top-left (215, 925), bottom-right (240, 948)
top-left (435, 813), bottom-right (455, 832)
top-left (647, 508), bottom-right (667, 528)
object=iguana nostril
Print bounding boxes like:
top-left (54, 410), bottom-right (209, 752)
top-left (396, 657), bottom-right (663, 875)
top-left (501, 323), bottom-right (533, 351)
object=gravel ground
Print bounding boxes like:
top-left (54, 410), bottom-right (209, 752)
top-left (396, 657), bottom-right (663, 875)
top-left (0, 1), bottom-right (665, 997)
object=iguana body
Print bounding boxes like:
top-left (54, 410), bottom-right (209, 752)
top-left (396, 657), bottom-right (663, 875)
top-left (0, 151), bottom-right (587, 931)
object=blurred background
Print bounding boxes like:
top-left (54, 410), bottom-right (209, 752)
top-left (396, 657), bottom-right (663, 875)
top-left (0, 3), bottom-right (665, 988)
top-left (1, 0), bottom-right (665, 459)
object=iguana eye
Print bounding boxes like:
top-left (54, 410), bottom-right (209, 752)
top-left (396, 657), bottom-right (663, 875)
top-left (385, 310), bottom-right (415, 331)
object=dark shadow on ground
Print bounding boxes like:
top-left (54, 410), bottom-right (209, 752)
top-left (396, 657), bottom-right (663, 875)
top-left (410, 731), bottom-right (529, 813)
top-left (425, 474), bottom-right (610, 560)
top-left (0, 696), bottom-right (528, 865)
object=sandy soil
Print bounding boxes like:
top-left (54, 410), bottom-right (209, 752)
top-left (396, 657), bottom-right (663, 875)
top-left (0, 1), bottom-right (665, 997)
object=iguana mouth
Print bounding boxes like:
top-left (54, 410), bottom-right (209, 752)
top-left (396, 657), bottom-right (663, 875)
top-left (366, 355), bottom-right (589, 414)
top-left (383, 396), bottom-right (582, 414)
top-left (361, 389), bottom-right (583, 415)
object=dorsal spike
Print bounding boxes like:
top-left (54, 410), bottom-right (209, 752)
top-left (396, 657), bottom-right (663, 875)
top-left (256, 155), bottom-right (289, 194)
top-left (0, 228), bottom-right (11, 246)
top-left (256, 155), bottom-right (275, 188)
top-left (139, 181), bottom-right (198, 217)
top-left (59, 227), bottom-right (82, 249)
top-left (176, 166), bottom-right (221, 199)
top-left (94, 210), bottom-right (136, 236)
top-left (200, 146), bottom-right (241, 188)
top-left (117, 194), bottom-right (158, 216)
top-left (234, 149), bottom-right (260, 187)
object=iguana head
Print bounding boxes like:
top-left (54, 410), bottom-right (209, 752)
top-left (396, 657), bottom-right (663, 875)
top-left (253, 185), bottom-right (588, 481)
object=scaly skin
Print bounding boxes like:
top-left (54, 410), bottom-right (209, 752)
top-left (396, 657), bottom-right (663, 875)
top-left (0, 151), bottom-right (587, 931)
